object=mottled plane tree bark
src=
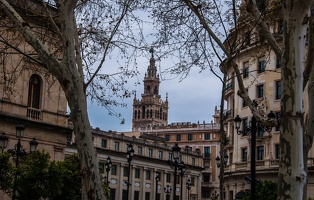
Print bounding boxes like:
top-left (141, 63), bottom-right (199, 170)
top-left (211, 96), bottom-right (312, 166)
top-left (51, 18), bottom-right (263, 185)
top-left (150, 0), bottom-right (314, 199)
top-left (0, 0), bottom-right (145, 199)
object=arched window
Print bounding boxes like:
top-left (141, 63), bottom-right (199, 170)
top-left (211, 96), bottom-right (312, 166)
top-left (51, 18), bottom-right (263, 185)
top-left (142, 106), bottom-right (146, 119)
top-left (138, 111), bottom-right (141, 119)
top-left (160, 108), bottom-right (163, 119)
top-left (150, 110), bottom-right (153, 118)
top-left (28, 74), bottom-right (42, 109)
top-left (134, 111), bottom-right (137, 119)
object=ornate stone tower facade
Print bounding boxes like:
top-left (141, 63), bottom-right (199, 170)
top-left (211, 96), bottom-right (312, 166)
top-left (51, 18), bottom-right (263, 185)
top-left (132, 49), bottom-right (168, 131)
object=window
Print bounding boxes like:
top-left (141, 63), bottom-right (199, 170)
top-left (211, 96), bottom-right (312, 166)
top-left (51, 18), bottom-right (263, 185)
top-left (243, 62), bottom-right (249, 78)
top-left (275, 112), bottom-right (281, 131)
top-left (123, 167), bottom-right (129, 177)
top-left (258, 58), bottom-right (266, 73)
top-left (122, 190), bottom-right (127, 200)
top-left (257, 84), bottom-right (264, 98)
top-left (168, 153), bottom-right (172, 160)
top-left (99, 163), bottom-right (104, 173)
top-left (203, 174), bottom-right (210, 182)
top-left (158, 151), bottom-right (163, 159)
top-left (275, 144), bottom-right (280, 159)
top-left (257, 146), bottom-right (264, 160)
top-left (204, 147), bottom-right (210, 158)
top-left (276, 56), bottom-right (282, 68)
top-left (192, 158), bottom-right (195, 166)
top-left (242, 98), bottom-right (248, 107)
top-left (191, 177), bottom-right (195, 186)
top-left (101, 139), bottom-right (107, 148)
top-left (146, 170), bottom-right (151, 180)
top-left (135, 168), bottom-right (140, 178)
top-left (145, 192), bottom-right (150, 200)
top-left (176, 134), bottom-right (181, 141)
top-left (111, 165), bottom-right (117, 175)
top-left (134, 191), bottom-right (140, 200)
top-left (257, 125), bottom-right (264, 137)
top-left (149, 149), bottom-right (153, 157)
top-left (110, 189), bottom-right (116, 200)
top-left (242, 148), bottom-right (248, 162)
top-left (28, 74), bottom-right (41, 109)
top-left (188, 134), bottom-right (193, 141)
top-left (114, 142), bottom-right (119, 151)
top-left (165, 135), bottom-right (170, 141)
top-left (204, 133), bottom-right (210, 140)
top-left (138, 147), bottom-right (142, 155)
top-left (166, 173), bottom-right (171, 182)
top-left (276, 81), bottom-right (281, 99)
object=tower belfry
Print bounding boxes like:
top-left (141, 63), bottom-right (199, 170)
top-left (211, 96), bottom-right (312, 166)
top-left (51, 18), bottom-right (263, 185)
top-left (132, 49), bottom-right (168, 131)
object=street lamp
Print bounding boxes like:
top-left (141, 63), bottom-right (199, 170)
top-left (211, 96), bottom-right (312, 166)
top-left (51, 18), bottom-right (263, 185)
top-left (167, 143), bottom-right (181, 200)
top-left (155, 173), bottom-right (160, 200)
top-left (186, 175), bottom-right (192, 200)
top-left (105, 156), bottom-right (112, 185)
top-left (2, 125), bottom-right (39, 200)
top-left (179, 161), bottom-right (185, 200)
top-left (215, 153), bottom-right (229, 168)
top-left (126, 143), bottom-right (134, 200)
top-left (234, 101), bottom-right (278, 200)
top-left (164, 185), bottom-right (172, 200)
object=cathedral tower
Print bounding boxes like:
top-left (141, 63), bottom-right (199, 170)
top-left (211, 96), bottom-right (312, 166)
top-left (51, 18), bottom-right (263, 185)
top-left (132, 49), bottom-right (168, 131)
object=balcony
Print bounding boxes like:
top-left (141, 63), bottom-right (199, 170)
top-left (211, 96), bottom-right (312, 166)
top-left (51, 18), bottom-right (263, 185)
top-left (224, 109), bottom-right (234, 122)
top-left (201, 182), bottom-right (213, 188)
top-left (235, 162), bottom-right (247, 169)
top-left (27, 108), bottom-right (42, 121)
top-left (224, 81), bottom-right (234, 98)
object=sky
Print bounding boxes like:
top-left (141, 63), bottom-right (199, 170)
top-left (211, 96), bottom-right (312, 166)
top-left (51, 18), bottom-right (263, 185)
top-left (87, 55), bottom-right (223, 132)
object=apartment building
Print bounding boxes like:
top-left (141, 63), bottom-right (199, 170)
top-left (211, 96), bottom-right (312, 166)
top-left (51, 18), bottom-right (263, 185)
top-left (221, 1), bottom-right (314, 199)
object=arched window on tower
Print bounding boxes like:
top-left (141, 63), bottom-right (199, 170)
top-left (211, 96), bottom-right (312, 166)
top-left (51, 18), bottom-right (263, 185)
top-left (146, 110), bottom-right (149, 118)
top-left (146, 85), bottom-right (151, 94)
top-left (142, 106), bottom-right (145, 119)
top-left (160, 108), bottom-right (163, 119)
top-left (155, 110), bottom-right (157, 118)
top-left (28, 74), bottom-right (42, 109)
top-left (134, 111), bottom-right (137, 119)
top-left (150, 109), bottom-right (153, 118)
top-left (138, 110), bottom-right (141, 119)
top-left (154, 86), bottom-right (158, 95)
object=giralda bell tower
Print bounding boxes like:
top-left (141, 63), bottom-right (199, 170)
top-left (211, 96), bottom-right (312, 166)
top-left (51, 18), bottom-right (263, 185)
top-left (132, 48), bottom-right (168, 131)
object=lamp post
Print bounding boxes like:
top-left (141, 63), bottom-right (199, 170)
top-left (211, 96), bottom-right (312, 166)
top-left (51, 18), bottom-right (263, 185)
top-left (186, 175), bottom-right (191, 200)
top-left (155, 173), bottom-right (160, 200)
top-left (179, 162), bottom-right (185, 200)
top-left (1, 125), bottom-right (39, 200)
top-left (105, 156), bottom-right (112, 185)
top-left (164, 185), bottom-right (172, 200)
top-left (234, 102), bottom-right (277, 200)
top-left (215, 153), bottom-right (228, 200)
top-left (126, 143), bottom-right (134, 200)
top-left (167, 143), bottom-right (181, 200)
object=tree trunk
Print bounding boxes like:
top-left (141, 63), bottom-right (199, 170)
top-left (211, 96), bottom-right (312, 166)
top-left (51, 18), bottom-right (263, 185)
top-left (278, 1), bottom-right (310, 199)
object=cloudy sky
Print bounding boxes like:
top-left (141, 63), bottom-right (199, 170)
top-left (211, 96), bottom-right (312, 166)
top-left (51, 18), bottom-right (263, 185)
top-left (87, 54), bottom-right (223, 132)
